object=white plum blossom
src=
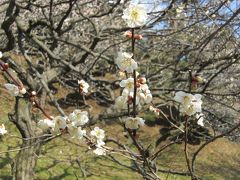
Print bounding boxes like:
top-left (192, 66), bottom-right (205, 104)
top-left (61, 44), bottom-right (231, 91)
top-left (124, 89), bottom-right (140, 105)
top-left (69, 110), bottom-right (89, 127)
top-left (68, 125), bottom-right (86, 139)
top-left (196, 113), bottom-right (204, 127)
top-left (180, 101), bottom-right (202, 116)
top-left (38, 118), bottom-right (55, 131)
top-left (93, 139), bottom-right (106, 155)
top-left (4, 83), bottom-right (20, 96)
top-left (120, 77), bottom-right (134, 92)
top-left (54, 116), bottom-right (67, 129)
top-left (115, 52), bottom-right (137, 73)
top-left (93, 147), bottom-right (106, 155)
top-left (115, 95), bottom-right (128, 110)
top-left (144, 93), bottom-right (152, 103)
top-left (122, 4), bottom-right (148, 28)
top-left (174, 91), bottom-right (203, 116)
top-left (0, 51), bottom-right (2, 58)
top-left (51, 116), bottom-right (67, 134)
top-left (78, 80), bottom-right (89, 93)
top-left (93, 143), bottom-right (106, 155)
top-left (90, 128), bottom-right (106, 155)
top-left (138, 92), bottom-right (152, 104)
top-left (137, 83), bottom-right (152, 105)
top-left (138, 83), bottom-right (149, 92)
top-left (96, 139), bottom-right (105, 147)
top-left (0, 124), bottom-right (7, 136)
top-left (124, 117), bottom-right (145, 130)
top-left (174, 91), bottom-right (194, 106)
top-left (182, 94), bottom-right (202, 116)
top-left (90, 127), bottom-right (105, 140)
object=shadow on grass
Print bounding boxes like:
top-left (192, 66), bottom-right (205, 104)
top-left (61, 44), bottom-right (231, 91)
top-left (198, 161), bottom-right (240, 180)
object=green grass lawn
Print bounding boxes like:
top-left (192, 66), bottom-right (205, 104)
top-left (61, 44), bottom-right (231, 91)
top-left (0, 81), bottom-right (240, 180)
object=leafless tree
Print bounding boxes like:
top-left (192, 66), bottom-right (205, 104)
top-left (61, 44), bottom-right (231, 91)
top-left (0, 0), bottom-right (239, 179)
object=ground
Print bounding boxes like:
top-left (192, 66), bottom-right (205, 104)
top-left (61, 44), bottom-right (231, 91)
top-left (0, 73), bottom-right (240, 180)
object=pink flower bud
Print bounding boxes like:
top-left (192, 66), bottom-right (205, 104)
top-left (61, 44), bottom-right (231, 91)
top-left (134, 34), bottom-right (143, 40)
top-left (124, 31), bottom-right (132, 38)
top-left (2, 63), bottom-right (9, 71)
top-left (138, 77), bottom-right (146, 84)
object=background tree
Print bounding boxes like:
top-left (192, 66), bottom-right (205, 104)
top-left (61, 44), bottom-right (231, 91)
top-left (0, 0), bottom-right (239, 179)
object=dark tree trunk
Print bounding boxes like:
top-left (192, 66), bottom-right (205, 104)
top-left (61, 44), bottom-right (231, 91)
top-left (9, 97), bottom-right (42, 180)
top-left (12, 139), bottom-right (40, 180)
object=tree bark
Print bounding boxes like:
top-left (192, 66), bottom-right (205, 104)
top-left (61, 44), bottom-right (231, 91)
top-left (12, 139), bottom-right (40, 180)
top-left (9, 97), bottom-right (41, 180)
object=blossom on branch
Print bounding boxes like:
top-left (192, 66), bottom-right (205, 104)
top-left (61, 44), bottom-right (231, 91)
top-left (115, 75), bottom-right (152, 110)
top-left (122, 4), bottom-right (148, 28)
top-left (38, 118), bottom-right (55, 131)
top-left (124, 117), bottom-right (145, 130)
top-left (0, 124), bottom-right (7, 136)
top-left (93, 140), bottom-right (106, 155)
top-left (138, 91), bottom-right (152, 104)
top-left (52, 116), bottom-right (67, 134)
top-left (93, 146), bottom-right (106, 156)
top-left (90, 127), bottom-right (106, 155)
top-left (120, 77), bottom-right (134, 92)
top-left (78, 80), bottom-right (89, 94)
top-left (174, 91), bottom-right (193, 106)
top-left (69, 110), bottom-right (89, 127)
top-left (115, 95), bottom-right (128, 110)
top-left (90, 127), bottom-right (105, 140)
top-left (137, 80), bottom-right (152, 105)
top-left (174, 91), bottom-right (202, 116)
top-left (115, 52), bottom-right (137, 73)
top-left (68, 125), bottom-right (86, 139)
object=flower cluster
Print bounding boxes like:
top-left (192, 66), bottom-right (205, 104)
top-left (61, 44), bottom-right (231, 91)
top-left (38, 109), bottom-right (88, 138)
top-left (114, 3), bottom-right (150, 131)
top-left (90, 127), bottom-right (106, 155)
top-left (115, 76), bottom-right (152, 112)
top-left (38, 110), bottom-right (106, 155)
top-left (2, 75), bottom-right (105, 155)
top-left (174, 91), bottom-right (204, 126)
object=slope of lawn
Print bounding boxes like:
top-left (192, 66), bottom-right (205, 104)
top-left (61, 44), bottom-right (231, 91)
top-left (0, 74), bottom-right (240, 180)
